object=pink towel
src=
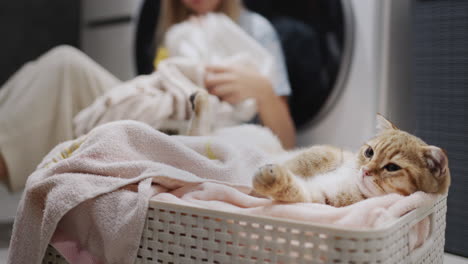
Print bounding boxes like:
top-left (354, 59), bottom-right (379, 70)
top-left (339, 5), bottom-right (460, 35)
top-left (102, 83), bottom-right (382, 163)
top-left (7, 121), bottom-right (438, 264)
top-left (152, 182), bottom-right (435, 251)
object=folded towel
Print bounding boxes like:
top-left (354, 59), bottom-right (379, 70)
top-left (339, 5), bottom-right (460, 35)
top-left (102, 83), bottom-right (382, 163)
top-left (8, 121), bottom-right (438, 264)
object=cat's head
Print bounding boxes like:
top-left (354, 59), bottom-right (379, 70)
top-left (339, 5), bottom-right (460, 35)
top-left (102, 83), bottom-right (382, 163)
top-left (356, 114), bottom-right (450, 197)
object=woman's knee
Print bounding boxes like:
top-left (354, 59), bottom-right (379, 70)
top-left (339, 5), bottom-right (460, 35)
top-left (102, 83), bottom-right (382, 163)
top-left (47, 45), bottom-right (84, 59)
top-left (41, 45), bottom-right (91, 71)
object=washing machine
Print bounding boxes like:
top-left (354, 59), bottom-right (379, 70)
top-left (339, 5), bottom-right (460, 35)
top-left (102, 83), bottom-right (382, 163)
top-left (129, 0), bottom-right (414, 151)
top-left (296, 0), bottom-right (413, 150)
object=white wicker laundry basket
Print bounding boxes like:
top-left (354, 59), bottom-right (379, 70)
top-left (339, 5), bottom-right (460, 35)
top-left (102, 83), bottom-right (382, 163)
top-left (43, 195), bottom-right (447, 264)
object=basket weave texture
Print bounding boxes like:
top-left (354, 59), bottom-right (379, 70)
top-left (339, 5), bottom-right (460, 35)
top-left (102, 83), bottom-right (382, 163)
top-left (43, 196), bottom-right (447, 264)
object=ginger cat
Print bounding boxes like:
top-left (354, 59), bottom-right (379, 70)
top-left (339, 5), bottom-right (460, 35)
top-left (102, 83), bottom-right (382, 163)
top-left (188, 91), bottom-right (451, 207)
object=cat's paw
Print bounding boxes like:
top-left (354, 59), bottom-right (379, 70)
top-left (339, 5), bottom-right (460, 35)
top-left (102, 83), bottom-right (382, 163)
top-left (253, 164), bottom-right (308, 203)
top-left (252, 164), bottom-right (289, 195)
top-left (189, 90), bottom-right (209, 116)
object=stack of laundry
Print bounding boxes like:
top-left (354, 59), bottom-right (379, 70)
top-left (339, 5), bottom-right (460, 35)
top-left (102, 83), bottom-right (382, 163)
top-left (73, 13), bottom-right (276, 136)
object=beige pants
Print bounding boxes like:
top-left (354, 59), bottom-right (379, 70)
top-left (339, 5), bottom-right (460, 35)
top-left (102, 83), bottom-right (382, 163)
top-left (0, 45), bottom-right (120, 191)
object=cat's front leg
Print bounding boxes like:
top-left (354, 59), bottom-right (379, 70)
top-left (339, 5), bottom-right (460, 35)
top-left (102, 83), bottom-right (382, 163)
top-left (283, 145), bottom-right (348, 179)
top-left (253, 164), bottom-right (308, 203)
top-left (186, 90), bottom-right (212, 136)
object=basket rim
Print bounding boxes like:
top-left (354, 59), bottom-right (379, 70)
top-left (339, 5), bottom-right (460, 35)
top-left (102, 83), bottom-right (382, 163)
top-left (147, 194), bottom-right (446, 238)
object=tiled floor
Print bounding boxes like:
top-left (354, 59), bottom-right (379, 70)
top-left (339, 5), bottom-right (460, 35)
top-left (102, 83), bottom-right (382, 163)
top-left (0, 248), bottom-right (7, 264)
top-left (446, 254), bottom-right (468, 264)
top-left (0, 221), bottom-right (12, 263)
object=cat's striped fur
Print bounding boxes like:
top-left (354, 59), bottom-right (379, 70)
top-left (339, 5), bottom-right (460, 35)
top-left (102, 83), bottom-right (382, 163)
top-left (252, 115), bottom-right (450, 207)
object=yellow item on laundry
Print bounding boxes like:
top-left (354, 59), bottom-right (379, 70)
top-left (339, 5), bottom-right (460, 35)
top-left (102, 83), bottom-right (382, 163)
top-left (43, 137), bottom-right (85, 168)
top-left (205, 142), bottom-right (218, 160)
top-left (153, 47), bottom-right (169, 70)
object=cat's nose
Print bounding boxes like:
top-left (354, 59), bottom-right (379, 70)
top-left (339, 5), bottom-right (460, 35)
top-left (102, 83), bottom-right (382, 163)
top-left (362, 169), bottom-right (371, 177)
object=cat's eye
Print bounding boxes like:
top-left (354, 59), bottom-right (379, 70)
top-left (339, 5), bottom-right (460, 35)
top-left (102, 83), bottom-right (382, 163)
top-left (384, 163), bottom-right (401, 172)
top-left (364, 147), bottom-right (374, 158)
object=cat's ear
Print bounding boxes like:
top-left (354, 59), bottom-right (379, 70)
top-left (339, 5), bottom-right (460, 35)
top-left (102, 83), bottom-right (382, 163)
top-left (424, 146), bottom-right (448, 179)
top-left (376, 114), bottom-right (398, 133)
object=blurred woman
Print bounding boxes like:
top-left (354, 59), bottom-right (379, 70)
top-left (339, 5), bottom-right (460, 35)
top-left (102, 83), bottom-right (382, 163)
top-left (0, 0), bottom-right (295, 191)
top-left (156, 0), bottom-right (295, 147)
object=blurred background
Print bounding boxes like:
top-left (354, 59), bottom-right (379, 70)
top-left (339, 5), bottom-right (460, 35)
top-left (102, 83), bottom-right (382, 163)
top-left (0, 0), bottom-right (467, 262)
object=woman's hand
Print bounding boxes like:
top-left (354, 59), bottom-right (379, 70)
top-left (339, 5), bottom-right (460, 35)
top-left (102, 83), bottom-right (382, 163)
top-left (204, 64), bottom-right (296, 149)
top-left (204, 65), bottom-right (276, 106)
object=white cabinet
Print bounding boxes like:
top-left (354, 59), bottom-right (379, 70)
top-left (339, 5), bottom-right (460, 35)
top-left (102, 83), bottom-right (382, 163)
top-left (82, 0), bottom-right (141, 22)
top-left (81, 0), bottom-right (143, 81)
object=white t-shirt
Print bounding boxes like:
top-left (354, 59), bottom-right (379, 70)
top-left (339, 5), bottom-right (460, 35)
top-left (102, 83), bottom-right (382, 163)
top-left (238, 10), bottom-right (292, 96)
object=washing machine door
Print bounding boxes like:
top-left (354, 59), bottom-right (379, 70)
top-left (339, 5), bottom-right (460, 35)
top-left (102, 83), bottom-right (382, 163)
top-left (134, 0), bottom-right (354, 128)
top-left (244, 0), bottom-right (354, 129)
top-left (134, 0), bottom-right (160, 76)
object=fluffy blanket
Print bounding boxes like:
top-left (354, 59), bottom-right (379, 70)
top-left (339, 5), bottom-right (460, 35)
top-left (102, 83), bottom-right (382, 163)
top-left (8, 121), bottom-right (438, 264)
top-left (73, 13), bottom-right (277, 137)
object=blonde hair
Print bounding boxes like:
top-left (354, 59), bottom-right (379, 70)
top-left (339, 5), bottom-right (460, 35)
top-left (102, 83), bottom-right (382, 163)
top-left (155, 0), bottom-right (243, 46)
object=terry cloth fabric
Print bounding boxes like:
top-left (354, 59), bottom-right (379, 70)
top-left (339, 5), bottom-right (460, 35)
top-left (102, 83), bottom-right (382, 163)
top-left (8, 121), bottom-right (438, 264)
top-left (7, 120), bottom-right (268, 264)
top-left (73, 13), bottom-right (277, 137)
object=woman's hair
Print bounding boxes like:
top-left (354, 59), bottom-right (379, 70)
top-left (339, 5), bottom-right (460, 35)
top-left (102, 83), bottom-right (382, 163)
top-left (155, 0), bottom-right (243, 46)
